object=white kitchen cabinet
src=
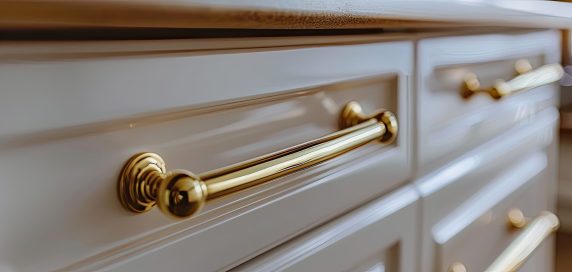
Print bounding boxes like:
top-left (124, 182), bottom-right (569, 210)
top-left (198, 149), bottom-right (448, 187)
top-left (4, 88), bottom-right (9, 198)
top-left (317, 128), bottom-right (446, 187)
top-left (0, 17), bottom-right (564, 271)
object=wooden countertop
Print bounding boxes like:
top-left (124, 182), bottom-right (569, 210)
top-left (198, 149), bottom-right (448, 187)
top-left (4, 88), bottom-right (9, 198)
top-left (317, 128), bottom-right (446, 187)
top-left (2, 0), bottom-right (572, 30)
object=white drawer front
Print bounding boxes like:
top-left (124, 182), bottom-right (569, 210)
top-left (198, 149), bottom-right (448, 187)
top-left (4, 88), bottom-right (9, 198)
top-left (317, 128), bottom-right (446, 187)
top-left (416, 107), bottom-right (558, 272)
top-left (417, 30), bottom-right (560, 174)
top-left (0, 40), bottom-right (412, 272)
top-left (435, 154), bottom-right (551, 272)
top-left (233, 186), bottom-right (419, 272)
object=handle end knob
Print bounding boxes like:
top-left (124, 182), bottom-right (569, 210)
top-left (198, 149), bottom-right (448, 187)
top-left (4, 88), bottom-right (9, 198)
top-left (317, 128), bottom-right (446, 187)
top-left (508, 208), bottom-right (528, 229)
top-left (339, 101), bottom-right (398, 143)
top-left (540, 211), bottom-right (560, 231)
top-left (118, 152), bottom-right (166, 213)
top-left (378, 110), bottom-right (398, 143)
top-left (118, 153), bottom-right (207, 219)
top-left (158, 170), bottom-right (207, 219)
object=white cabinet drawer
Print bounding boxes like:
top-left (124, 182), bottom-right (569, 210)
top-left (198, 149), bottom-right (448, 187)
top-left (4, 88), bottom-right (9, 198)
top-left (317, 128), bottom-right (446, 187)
top-left (436, 155), bottom-right (552, 272)
top-left (0, 40), bottom-right (412, 271)
top-left (416, 107), bottom-right (558, 272)
top-left (233, 186), bottom-right (419, 272)
top-left (417, 30), bottom-right (561, 174)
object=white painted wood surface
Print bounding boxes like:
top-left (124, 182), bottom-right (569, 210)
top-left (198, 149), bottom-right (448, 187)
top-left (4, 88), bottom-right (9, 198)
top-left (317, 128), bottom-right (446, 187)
top-left (0, 40), bottom-right (411, 140)
top-left (435, 153), bottom-right (551, 272)
top-left (233, 186), bottom-right (419, 272)
top-left (0, 28), bottom-right (562, 272)
top-left (416, 30), bottom-right (560, 175)
top-left (416, 107), bottom-right (559, 272)
top-left (0, 39), bottom-right (412, 272)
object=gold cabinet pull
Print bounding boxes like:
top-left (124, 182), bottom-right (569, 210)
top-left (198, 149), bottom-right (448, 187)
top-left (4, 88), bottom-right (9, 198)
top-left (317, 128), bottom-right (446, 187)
top-left (486, 211), bottom-right (559, 272)
top-left (118, 101), bottom-right (397, 219)
top-left (462, 61), bottom-right (564, 99)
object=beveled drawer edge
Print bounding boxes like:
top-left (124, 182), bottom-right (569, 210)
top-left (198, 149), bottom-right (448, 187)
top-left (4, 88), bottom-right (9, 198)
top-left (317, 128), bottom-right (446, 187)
top-left (415, 107), bottom-right (558, 197)
top-left (232, 185), bottom-right (419, 272)
top-left (0, 73), bottom-right (398, 150)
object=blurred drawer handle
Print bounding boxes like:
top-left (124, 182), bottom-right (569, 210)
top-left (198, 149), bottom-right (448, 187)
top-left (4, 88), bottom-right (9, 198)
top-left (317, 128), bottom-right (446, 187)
top-left (486, 211), bottom-right (559, 272)
top-left (462, 61), bottom-right (563, 99)
top-left (118, 101), bottom-right (398, 219)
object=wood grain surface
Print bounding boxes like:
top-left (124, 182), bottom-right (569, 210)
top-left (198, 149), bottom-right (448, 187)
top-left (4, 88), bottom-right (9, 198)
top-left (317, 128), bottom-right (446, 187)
top-left (1, 0), bottom-right (572, 31)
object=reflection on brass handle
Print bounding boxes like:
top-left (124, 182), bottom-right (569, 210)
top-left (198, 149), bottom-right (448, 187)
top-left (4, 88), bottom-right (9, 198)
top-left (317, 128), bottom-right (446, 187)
top-left (462, 60), bottom-right (564, 99)
top-left (118, 102), bottom-right (398, 219)
top-left (486, 211), bottom-right (559, 272)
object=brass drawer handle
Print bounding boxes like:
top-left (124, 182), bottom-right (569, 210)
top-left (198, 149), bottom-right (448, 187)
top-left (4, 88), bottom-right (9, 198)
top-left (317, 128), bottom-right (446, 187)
top-left (462, 60), bottom-right (564, 99)
top-left (449, 210), bottom-right (559, 272)
top-left (486, 211), bottom-right (559, 271)
top-left (118, 102), bottom-right (398, 219)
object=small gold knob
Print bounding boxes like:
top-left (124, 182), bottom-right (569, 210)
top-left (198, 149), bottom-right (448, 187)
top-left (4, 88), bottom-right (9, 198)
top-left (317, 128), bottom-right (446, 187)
top-left (157, 170), bottom-right (208, 219)
top-left (448, 262), bottom-right (467, 272)
top-left (464, 73), bottom-right (481, 91)
top-left (515, 59), bottom-right (533, 74)
top-left (508, 208), bottom-right (528, 229)
top-left (339, 101), bottom-right (398, 143)
top-left (461, 72), bottom-right (481, 98)
top-left (118, 153), bottom-right (208, 219)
